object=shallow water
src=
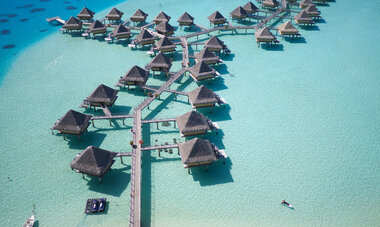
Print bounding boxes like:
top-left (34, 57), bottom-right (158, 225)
top-left (1, 0), bottom-right (380, 226)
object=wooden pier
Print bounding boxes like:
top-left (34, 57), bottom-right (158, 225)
top-left (46, 16), bottom-right (66, 24)
top-left (141, 144), bottom-right (179, 151)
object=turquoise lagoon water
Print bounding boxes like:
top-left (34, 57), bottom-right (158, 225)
top-left (1, 0), bottom-right (380, 226)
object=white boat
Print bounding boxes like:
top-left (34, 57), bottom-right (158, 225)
top-left (23, 215), bottom-right (35, 227)
top-left (281, 200), bottom-right (294, 209)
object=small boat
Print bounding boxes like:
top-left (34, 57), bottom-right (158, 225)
top-left (85, 198), bottom-right (107, 214)
top-left (90, 199), bottom-right (100, 213)
top-left (98, 198), bottom-right (106, 212)
top-left (281, 200), bottom-right (294, 209)
top-left (23, 215), bottom-right (35, 227)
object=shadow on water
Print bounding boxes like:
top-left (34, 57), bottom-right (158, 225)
top-left (197, 104), bottom-right (232, 122)
top-left (260, 43), bottom-right (284, 51)
top-left (190, 158), bottom-right (234, 186)
top-left (141, 124), bottom-right (152, 227)
top-left (64, 132), bottom-right (107, 150)
top-left (283, 36), bottom-right (307, 44)
top-left (299, 25), bottom-right (320, 31)
top-left (314, 18), bottom-right (326, 24)
top-left (86, 166), bottom-right (130, 197)
top-left (220, 53), bottom-right (235, 61)
top-left (198, 76), bottom-right (229, 92)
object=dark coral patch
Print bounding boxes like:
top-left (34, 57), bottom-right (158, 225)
top-left (66, 6), bottom-right (77, 10)
top-left (7, 14), bottom-right (18, 18)
top-left (20, 18), bottom-right (29, 22)
top-left (3, 44), bottom-right (16, 49)
top-left (40, 29), bottom-right (48, 32)
top-left (30, 8), bottom-right (46, 13)
top-left (16, 4), bottom-right (34, 9)
top-left (1, 29), bottom-right (10, 35)
top-left (0, 19), bottom-right (9, 23)
top-left (63, 1), bottom-right (71, 3)
top-left (40, 0), bottom-right (50, 2)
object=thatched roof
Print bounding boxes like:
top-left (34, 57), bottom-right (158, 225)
top-left (155, 21), bottom-right (174, 34)
top-left (179, 138), bottom-right (217, 165)
top-left (136, 29), bottom-right (155, 43)
top-left (86, 84), bottom-right (118, 104)
top-left (63, 16), bottom-right (83, 29)
top-left (295, 10), bottom-right (314, 23)
top-left (147, 52), bottom-right (172, 69)
top-left (177, 12), bottom-right (194, 23)
top-left (204, 36), bottom-right (225, 50)
top-left (207, 11), bottom-right (227, 23)
top-left (153, 11), bottom-right (171, 23)
top-left (77, 7), bottom-right (95, 18)
top-left (112, 24), bottom-right (131, 37)
top-left (277, 21), bottom-right (299, 33)
top-left (304, 5), bottom-right (320, 16)
top-left (70, 146), bottom-right (117, 177)
top-left (230, 6), bottom-right (248, 18)
top-left (194, 48), bottom-right (220, 63)
top-left (262, 0), bottom-right (279, 7)
top-left (155, 37), bottom-right (176, 50)
top-left (255, 27), bottom-right (275, 41)
top-left (130, 9), bottom-right (148, 20)
top-left (188, 85), bottom-right (218, 105)
top-left (106, 7), bottom-right (124, 19)
top-left (121, 65), bottom-right (149, 83)
top-left (300, 0), bottom-right (314, 8)
top-left (243, 1), bottom-right (259, 13)
top-left (176, 111), bottom-right (210, 134)
top-left (52, 109), bottom-right (91, 132)
top-left (89, 20), bottom-right (106, 33)
top-left (188, 61), bottom-right (216, 79)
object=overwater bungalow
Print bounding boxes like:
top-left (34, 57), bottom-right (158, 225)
top-left (119, 65), bottom-right (149, 86)
top-left (178, 138), bottom-right (217, 171)
top-left (230, 6), bottom-right (248, 20)
top-left (194, 47), bottom-right (220, 65)
top-left (255, 27), bottom-right (277, 44)
top-left (177, 12), bottom-right (194, 27)
top-left (155, 21), bottom-right (175, 36)
top-left (294, 10), bottom-right (314, 25)
top-left (313, 0), bottom-right (326, 4)
top-left (243, 1), bottom-right (259, 14)
top-left (130, 9), bottom-right (148, 23)
top-left (106, 7), bottom-right (124, 22)
top-left (77, 7), bottom-right (95, 21)
top-left (146, 52), bottom-right (173, 72)
top-left (62, 16), bottom-right (83, 32)
top-left (304, 5), bottom-right (320, 18)
top-left (154, 36), bottom-right (176, 53)
top-left (51, 109), bottom-right (91, 139)
top-left (277, 21), bottom-right (300, 36)
top-left (188, 61), bottom-right (217, 81)
top-left (70, 146), bottom-right (117, 182)
top-left (112, 24), bottom-right (132, 40)
top-left (83, 84), bottom-right (118, 108)
top-left (153, 11), bottom-right (171, 24)
top-left (176, 111), bottom-right (211, 137)
top-left (299, 0), bottom-right (314, 8)
top-left (188, 85), bottom-right (218, 108)
top-left (135, 29), bottom-right (155, 46)
top-left (207, 11), bottom-right (227, 26)
top-left (262, 0), bottom-right (279, 8)
top-left (89, 20), bottom-right (107, 35)
top-left (204, 36), bottom-right (225, 53)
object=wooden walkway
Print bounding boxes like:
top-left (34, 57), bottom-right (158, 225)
top-left (116, 152), bottom-right (132, 157)
top-left (46, 16), bottom-right (65, 24)
top-left (139, 85), bottom-right (188, 96)
top-left (141, 144), bottom-right (179, 151)
top-left (141, 118), bottom-right (176, 124)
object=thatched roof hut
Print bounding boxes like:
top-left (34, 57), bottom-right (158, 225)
top-left (62, 16), bottom-right (83, 31)
top-left (262, 0), bottom-right (279, 8)
top-left (177, 12), bottom-right (194, 26)
top-left (70, 146), bottom-right (117, 179)
top-left (194, 47), bottom-right (220, 65)
top-left (188, 61), bottom-right (217, 81)
top-left (153, 11), bottom-right (171, 24)
top-left (204, 36), bottom-right (225, 53)
top-left (77, 7), bottom-right (95, 20)
top-left (255, 27), bottom-right (275, 42)
top-left (85, 84), bottom-right (118, 107)
top-left (304, 5), bottom-right (320, 17)
top-left (155, 36), bottom-right (176, 53)
top-left (112, 24), bottom-right (131, 39)
top-left (130, 9), bottom-right (148, 22)
top-left (299, 0), bottom-right (314, 8)
top-left (230, 6), bottom-right (248, 19)
top-left (188, 85), bottom-right (218, 108)
top-left (294, 10), bottom-right (314, 25)
top-left (277, 21), bottom-right (299, 35)
top-left (155, 21), bottom-right (175, 36)
top-left (135, 29), bottom-right (155, 46)
top-left (176, 111), bottom-right (210, 137)
top-left (146, 52), bottom-right (172, 72)
top-left (207, 11), bottom-right (227, 25)
top-left (243, 1), bottom-right (259, 14)
top-left (178, 138), bottom-right (217, 168)
top-left (52, 109), bottom-right (91, 135)
top-left (119, 65), bottom-right (149, 85)
top-left (106, 7), bottom-right (124, 21)
top-left (89, 20), bottom-right (107, 34)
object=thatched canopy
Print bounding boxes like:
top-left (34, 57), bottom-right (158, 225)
top-left (153, 11), bottom-right (171, 24)
top-left (255, 27), bottom-right (275, 42)
top-left (70, 146), bottom-right (117, 178)
top-left (77, 7), bottom-right (95, 20)
top-left (204, 36), bottom-right (225, 51)
top-left (136, 29), bottom-right (155, 44)
top-left (106, 7), bottom-right (124, 20)
top-left (299, 0), bottom-right (314, 8)
top-left (120, 65), bottom-right (149, 85)
top-left (112, 24), bottom-right (131, 39)
top-left (177, 12), bottom-right (194, 25)
top-left (155, 21), bottom-right (175, 36)
top-left (86, 84), bottom-right (118, 105)
top-left (295, 10), bottom-right (314, 24)
top-left (207, 11), bottom-right (227, 24)
top-left (89, 20), bottom-right (107, 34)
top-left (194, 47), bottom-right (220, 64)
top-left (230, 6), bottom-right (248, 19)
top-left (188, 61), bottom-right (217, 81)
top-left (63, 16), bottom-right (83, 30)
top-left (147, 52), bottom-right (172, 71)
top-left (179, 138), bottom-right (217, 166)
top-left (304, 5), bottom-right (320, 17)
top-left (130, 9), bottom-right (148, 22)
top-left (243, 1), bottom-right (259, 13)
top-left (176, 111), bottom-right (210, 135)
top-left (155, 37), bottom-right (176, 51)
top-left (277, 21), bottom-right (299, 35)
top-left (52, 109), bottom-right (91, 134)
top-left (188, 85), bottom-right (218, 107)
top-left (262, 0), bottom-right (279, 8)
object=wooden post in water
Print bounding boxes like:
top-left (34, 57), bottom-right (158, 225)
top-left (120, 156), bottom-right (123, 164)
